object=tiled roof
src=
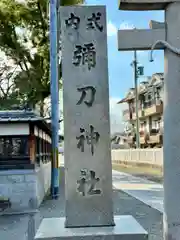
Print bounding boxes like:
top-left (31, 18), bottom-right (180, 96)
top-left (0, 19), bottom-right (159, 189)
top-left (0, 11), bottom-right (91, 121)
top-left (0, 110), bottom-right (43, 122)
top-left (0, 110), bottom-right (52, 135)
top-left (117, 73), bottom-right (164, 104)
top-left (153, 73), bottom-right (164, 79)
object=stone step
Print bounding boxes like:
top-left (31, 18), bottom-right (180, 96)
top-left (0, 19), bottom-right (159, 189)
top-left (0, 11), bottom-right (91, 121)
top-left (0, 164), bottom-right (34, 170)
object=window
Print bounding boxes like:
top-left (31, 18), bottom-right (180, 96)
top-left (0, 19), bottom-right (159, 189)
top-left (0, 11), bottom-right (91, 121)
top-left (144, 91), bottom-right (153, 108)
top-left (0, 136), bottom-right (29, 160)
top-left (152, 120), bottom-right (160, 131)
top-left (154, 87), bottom-right (161, 104)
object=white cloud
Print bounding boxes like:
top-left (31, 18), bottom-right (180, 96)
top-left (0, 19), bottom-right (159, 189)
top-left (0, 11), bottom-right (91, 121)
top-left (120, 21), bottom-right (135, 30)
top-left (109, 97), bottom-right (127, 134)
top-left (107, 20), bottom-right (135, 37)
top-left (58, 95), bottom-right (128, 135)
top-left (107, 21), bottom-right (117, 37)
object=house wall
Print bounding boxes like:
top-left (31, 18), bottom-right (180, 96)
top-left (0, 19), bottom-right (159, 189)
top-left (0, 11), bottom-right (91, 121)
top-left (0, 123), bottom-right (29, 136)
top-left (139, 120), bottom-right (146, 132)
top-left (147, 115), bottom-right (162, 132)
top-left (0, 162), bottom-right (51, 213)
top-left (136, 113), bottom-right (162, 134)
top-left (121, 75), bottom-right (164, 147)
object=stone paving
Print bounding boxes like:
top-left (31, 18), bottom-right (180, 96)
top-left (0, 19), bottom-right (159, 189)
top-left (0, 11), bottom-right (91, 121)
top-left (0, 167), bottom-right (163, 240)
top-left (113, 169), bottom-right (164, 213)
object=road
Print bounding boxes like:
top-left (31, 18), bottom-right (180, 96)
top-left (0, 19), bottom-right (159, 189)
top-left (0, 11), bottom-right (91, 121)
top-left (60, 155), bottom-right (164, 213)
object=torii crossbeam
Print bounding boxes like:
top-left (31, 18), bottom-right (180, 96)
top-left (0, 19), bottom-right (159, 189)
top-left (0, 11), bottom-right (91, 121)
top-left (118, 0), bottom-right (180, 10)
top-left (118, 1), bottom-right (180, 240)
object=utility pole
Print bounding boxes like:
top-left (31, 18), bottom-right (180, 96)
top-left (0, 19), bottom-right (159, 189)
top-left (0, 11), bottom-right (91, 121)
top-left (50, 0), bottom-right (60, 198)
top-left (132, 50), bottom-right (140, 148)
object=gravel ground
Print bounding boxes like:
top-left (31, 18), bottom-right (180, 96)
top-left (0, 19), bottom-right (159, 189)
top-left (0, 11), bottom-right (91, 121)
top-left (0, 167), bottom-right (163, 240)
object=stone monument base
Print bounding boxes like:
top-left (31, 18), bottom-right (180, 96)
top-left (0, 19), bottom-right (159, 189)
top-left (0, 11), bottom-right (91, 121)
top-left (35, 215), bottom-right (148, 240)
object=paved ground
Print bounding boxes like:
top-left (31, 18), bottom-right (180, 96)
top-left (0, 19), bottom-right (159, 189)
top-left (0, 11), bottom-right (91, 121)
top-left (112, 170), bottom-right (164, 213)
top-left (0, 167), bottom-right (163, 240)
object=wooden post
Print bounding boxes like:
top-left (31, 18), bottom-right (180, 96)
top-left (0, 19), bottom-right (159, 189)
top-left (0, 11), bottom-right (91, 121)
top-left (29, 125), bottom-right (36, 163)
top-left (29, 135), bottom-right (36, 163)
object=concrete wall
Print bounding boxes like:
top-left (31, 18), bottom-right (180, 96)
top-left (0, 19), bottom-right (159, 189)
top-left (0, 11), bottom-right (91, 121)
top-left (112, 148), bottom-right (163, 167)
top-left (36, 162), bottom-right (51, 205)
top-left (0, 162), bottom-right (51, 213)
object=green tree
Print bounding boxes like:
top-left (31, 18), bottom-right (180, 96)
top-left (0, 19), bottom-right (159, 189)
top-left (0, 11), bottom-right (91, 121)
top-left (0, 0), bottom-right (84, 114)
top-left (0, 56), bottom-right (21, 109)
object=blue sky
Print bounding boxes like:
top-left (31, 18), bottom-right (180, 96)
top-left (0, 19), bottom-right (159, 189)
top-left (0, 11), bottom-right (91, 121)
top-left (85, 0), bottom-right (164, 133)
top-left (86, 0), bottom-right (164, 99)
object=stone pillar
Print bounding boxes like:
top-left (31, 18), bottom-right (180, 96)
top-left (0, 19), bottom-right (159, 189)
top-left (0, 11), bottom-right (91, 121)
top-left (163, 3), bottom-right (180, 239)
top-left (34, 5), bottom-right (148, 240)
top-left (60, 5), bottom-right (114, 228)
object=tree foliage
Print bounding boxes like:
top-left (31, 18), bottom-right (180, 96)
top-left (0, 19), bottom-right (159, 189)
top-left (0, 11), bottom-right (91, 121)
top-left (0, 0), bottom-right (84, 113)
top-left (0, 56), bottom-right (21, 109)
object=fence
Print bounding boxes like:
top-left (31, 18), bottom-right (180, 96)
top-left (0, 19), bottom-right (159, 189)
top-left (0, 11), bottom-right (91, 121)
top-left (111, 148), bottom-right (163, 168)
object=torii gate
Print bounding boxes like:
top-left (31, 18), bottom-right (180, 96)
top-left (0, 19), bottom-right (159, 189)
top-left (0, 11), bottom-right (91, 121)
top-left (118, 1), bottom-right (180, 239)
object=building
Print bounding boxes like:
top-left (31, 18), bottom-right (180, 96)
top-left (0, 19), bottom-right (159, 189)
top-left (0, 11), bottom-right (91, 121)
top-left (0, 109), bottom-right (52, 213)
top-left (36, 89), bottom-right (64, 148)
top-left (111, 132), bottom-right (130, 149)
top-left (118, 73), bottom-right (164, 148)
